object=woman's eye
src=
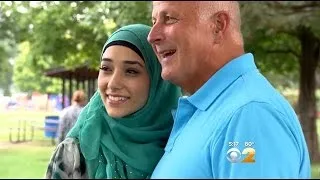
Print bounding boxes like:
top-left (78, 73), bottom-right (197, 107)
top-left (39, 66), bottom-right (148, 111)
top-left (99, 66), bottom-right (112, 72)
top-left (126, 69), bottom-right (139, 75)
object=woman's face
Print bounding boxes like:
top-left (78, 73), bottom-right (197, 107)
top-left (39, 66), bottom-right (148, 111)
top-left (98, 45), bottom-right (150, 118)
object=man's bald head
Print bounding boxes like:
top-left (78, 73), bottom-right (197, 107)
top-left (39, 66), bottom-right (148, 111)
top-left (196, 1), bottom-right (243, 46)
top-left (197, 1), bottom-right (241, 31)
top-left (152, 1), bottom-right (241, 28)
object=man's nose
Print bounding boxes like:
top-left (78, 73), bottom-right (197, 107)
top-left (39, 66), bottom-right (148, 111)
top-left (148, 23), bottom-right (164, 45)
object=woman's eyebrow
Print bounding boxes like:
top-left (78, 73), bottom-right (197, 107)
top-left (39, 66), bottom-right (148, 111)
top-left (101, 58), bottom-right (144, 67)
top-left (123, 60), bottom-right (144, 67)
top-left (101, 58), bottom-right (112, 62)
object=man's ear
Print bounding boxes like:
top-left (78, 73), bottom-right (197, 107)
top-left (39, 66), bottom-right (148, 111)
top-left (211, 11), bottom-right (229, 44)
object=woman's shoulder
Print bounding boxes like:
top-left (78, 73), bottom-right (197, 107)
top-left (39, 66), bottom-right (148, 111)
top-left (60, 137), bottom-right (79, 145)
top-left (45, 137), bottom-right (87, 179)
top-left (52, 137), bottom-right (81, 163)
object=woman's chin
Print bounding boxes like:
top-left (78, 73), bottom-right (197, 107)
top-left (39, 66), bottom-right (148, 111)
top-left (107, 110), bottom-right (128, 118)
top-left (108, 113), bottom-right (124, 118)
